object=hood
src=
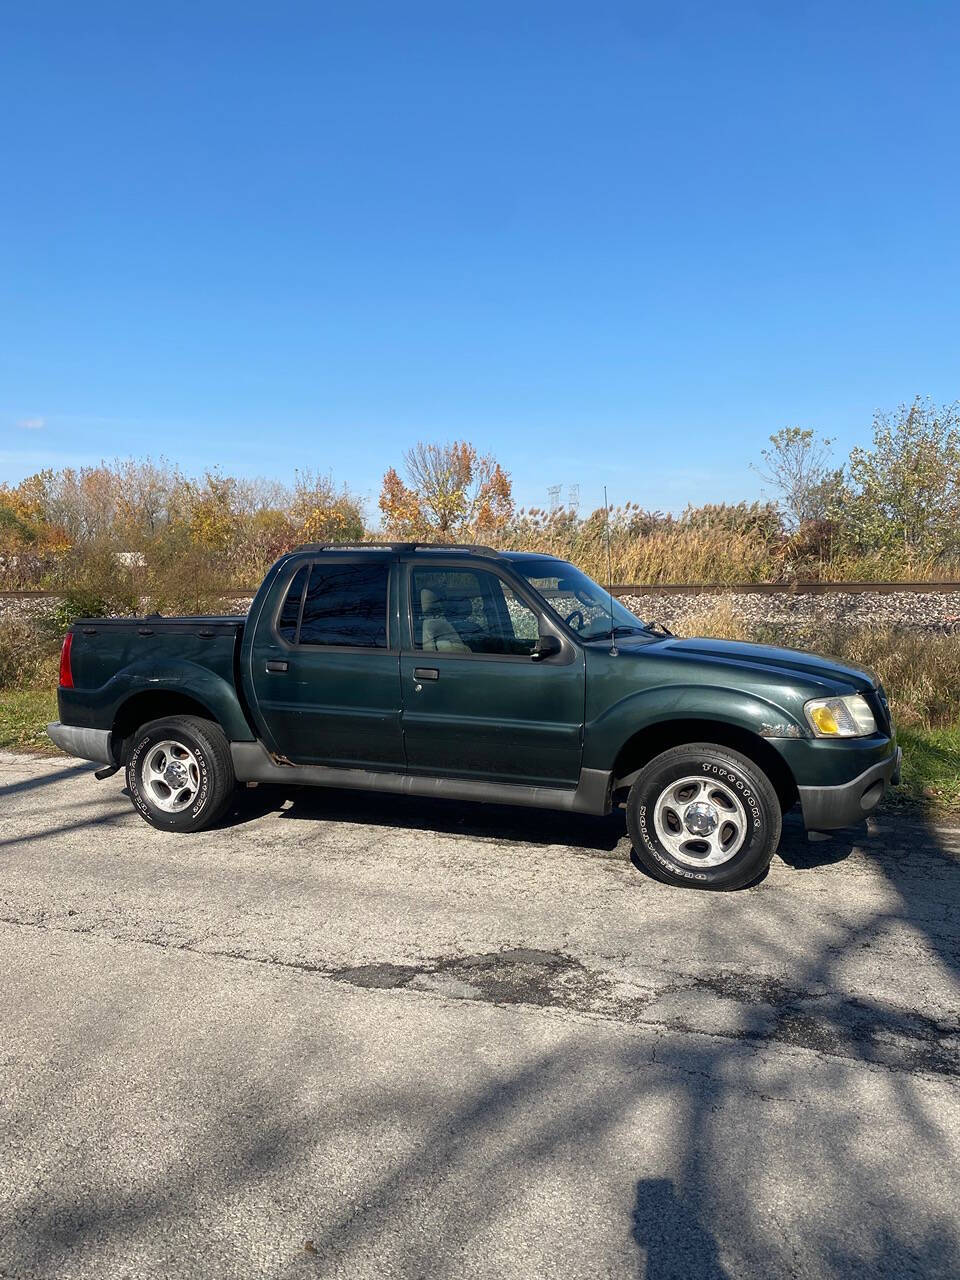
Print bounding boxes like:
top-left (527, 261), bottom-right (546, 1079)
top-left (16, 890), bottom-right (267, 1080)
top-left (615, 633), bottom-right (878, 695)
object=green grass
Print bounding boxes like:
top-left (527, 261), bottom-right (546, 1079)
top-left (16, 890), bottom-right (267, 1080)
top-left (1, 684), bottom-right (958, 815)
top-left (893, 725), bottom-right (960, 813)
top-left (0, 688), bottom-right (58, 754)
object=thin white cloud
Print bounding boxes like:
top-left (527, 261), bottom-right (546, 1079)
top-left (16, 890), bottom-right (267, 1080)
top-left (17, 416), bottom-right (45, 430)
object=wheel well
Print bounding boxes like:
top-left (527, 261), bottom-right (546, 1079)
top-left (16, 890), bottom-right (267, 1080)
top-left (112, 692), bottom-right (220, 762)
top-left (611, 719), bottom-right (799, 811)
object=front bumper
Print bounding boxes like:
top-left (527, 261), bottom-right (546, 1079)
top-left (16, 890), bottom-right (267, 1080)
top-left (47, 722), bottom-right (114, 766)
top-left (798, 746), bottom-right (902, 830)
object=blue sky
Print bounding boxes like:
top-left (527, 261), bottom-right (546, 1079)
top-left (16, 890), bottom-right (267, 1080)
top-left (1, 1), bottom-right (957, 520)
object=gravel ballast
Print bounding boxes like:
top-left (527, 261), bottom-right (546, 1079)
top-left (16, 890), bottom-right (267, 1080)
top-left (618, 590), bottom-right (960, 634)
top-left (3, 589), bottom-right (960, 632)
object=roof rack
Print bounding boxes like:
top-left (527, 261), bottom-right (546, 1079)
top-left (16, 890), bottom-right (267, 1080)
top-left (411, 542), bottom-right (500, 558)
top-left (298, 542), bottom-right (501, 558)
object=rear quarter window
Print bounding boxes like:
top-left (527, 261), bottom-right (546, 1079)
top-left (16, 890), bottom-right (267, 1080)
top-left (277, 566), bottom-right (308, 641)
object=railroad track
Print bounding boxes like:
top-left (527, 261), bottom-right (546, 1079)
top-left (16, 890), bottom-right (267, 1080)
top-left (611, 581), bottom-right (960, 596)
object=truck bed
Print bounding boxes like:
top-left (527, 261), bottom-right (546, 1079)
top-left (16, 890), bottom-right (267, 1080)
top-left (60, 616), bottom-right (247, 732)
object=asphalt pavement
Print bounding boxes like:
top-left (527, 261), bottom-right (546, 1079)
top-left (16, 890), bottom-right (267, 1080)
top-left (1, 750), bottom-right (959, 1279)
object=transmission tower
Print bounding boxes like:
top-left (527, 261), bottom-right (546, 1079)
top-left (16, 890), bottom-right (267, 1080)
top-left (547, 484), bottom-right (562, 512)
top-left (568, 484), bottom-right (580, 514)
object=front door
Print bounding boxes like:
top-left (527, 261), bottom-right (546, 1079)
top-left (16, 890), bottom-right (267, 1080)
top-left (399, 562), bottom-right (584, 786)
top-left (250, 556), bottom-right (404, 769)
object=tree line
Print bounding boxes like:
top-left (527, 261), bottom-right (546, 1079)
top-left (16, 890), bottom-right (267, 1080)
top-left (1, 396), bottom-right (958, 610)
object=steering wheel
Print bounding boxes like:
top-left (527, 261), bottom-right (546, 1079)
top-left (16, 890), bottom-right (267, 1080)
top-left (564, 608), bottom-right (585, 631)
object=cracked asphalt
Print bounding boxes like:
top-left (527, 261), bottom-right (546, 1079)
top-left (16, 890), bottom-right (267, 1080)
top-left (2, 749), bottom-right (959, 1279)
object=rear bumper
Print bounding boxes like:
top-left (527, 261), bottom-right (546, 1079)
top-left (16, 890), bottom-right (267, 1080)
top-left (798, 747), bottom-right (901, 830)
top-left (47, 722), bottom-right (114, 766)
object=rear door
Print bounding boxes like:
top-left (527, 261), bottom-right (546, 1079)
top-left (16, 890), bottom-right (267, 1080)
top-left (248, 555), bottom-right (404, 768)
top-left (399, 560), bottom-right (584, 786)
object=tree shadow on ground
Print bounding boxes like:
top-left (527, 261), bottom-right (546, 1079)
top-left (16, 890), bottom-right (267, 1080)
top-left (4, 796), bottom-right (960, 1277)
top-left (0, 760), bottom-right (90, 799)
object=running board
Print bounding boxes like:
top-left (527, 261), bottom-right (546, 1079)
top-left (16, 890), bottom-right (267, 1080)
top-left (230, 742), bottom-right (611, 815)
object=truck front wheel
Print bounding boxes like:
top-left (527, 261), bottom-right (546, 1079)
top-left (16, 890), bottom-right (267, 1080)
top-left (625, 743), bottom-right (782, 890)
top-left (126, 715), bottom-right (235, 832)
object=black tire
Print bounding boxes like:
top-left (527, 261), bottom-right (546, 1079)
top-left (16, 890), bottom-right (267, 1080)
top-left (625, 743), bottom-right (782, 891)
top-left (126, 715), bottom-right (235, 832)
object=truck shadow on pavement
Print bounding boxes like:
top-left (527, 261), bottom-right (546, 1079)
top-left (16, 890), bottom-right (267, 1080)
top-left (222, 781), bottom-right (631, 853)
top-left (225, 781), bottom-right (913, 877)
top-left (222, 781), bottom-right (944, 877)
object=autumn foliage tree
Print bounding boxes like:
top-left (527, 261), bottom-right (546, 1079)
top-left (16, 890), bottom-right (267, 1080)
top-left (0, 459), bottom-right (367, 601)
top-left (843, 398), bottom-right (960, 557)
top-left (379, 441), bottom-right (513, 541)
top-left (753, 427), bottom-right (841, 529)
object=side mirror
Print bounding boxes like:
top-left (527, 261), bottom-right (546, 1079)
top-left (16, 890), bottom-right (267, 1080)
top-left (531, 634), bottom-right (562, 662)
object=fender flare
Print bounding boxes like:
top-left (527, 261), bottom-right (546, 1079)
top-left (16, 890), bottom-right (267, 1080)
top-left (583, 683), bottom-right (808, 780)
top-left (105, 659), bottom-right (255, 743)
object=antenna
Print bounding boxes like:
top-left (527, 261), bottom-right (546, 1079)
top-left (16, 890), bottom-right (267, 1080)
top-left (604, 485), bottom-right (617, 657)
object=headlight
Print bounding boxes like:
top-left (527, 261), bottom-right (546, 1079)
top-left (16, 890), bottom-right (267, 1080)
top-left (804, 693), bottom-right (877, 738)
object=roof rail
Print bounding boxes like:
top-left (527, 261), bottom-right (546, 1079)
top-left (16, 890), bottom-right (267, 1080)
top-left (410, 542), bottom-right (500, 558)
top-left (299, 542), bottom-right (411, 552)
top-left (298, 541), bottom-right (501, 558)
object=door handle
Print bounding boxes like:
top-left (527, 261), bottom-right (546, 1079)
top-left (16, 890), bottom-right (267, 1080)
top-left (413, 667), bottom-right (439, 681)
top-left (265, 660), bottom-right (288, 673)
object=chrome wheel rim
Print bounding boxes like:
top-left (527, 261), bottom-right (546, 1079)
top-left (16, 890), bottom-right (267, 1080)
top-left (141, 740), bottom-right (201, 813)
top-left (653, 774), bottom-right (748, 867)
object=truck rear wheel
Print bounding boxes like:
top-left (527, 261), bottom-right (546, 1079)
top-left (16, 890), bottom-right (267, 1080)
top-left (126, 715), bottom-right (235, 832)
top-left (625, 743), bottom-right (782, 890)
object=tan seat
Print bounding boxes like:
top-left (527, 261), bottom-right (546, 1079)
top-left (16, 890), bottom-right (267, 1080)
top-left (420, 587), bottom-right (470, 652)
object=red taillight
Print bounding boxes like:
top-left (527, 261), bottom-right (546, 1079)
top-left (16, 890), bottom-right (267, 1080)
top-left (59, 631), bottom-right (74, 688)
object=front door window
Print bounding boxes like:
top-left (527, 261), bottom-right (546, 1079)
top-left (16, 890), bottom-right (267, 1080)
top-left (410, 567), bottom-right (539, 657)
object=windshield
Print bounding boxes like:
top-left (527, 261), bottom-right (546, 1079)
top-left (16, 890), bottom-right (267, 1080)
top-left (513, 559), bottom-right (651, 641)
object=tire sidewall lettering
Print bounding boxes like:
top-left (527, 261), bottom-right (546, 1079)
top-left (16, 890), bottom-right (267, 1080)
top-left (635, 800), bottom-right (709, 879)
top-left (700, 762), bottom-right (763, 829)
top-left (634, 758), bottom-right (770, 878)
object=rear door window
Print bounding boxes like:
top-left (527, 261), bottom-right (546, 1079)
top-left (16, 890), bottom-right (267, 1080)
top-left (294, 562), bottom-right (389, 648)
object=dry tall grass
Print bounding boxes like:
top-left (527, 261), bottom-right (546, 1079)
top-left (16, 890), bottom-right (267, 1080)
top-left (495, 515), bottom-right (780, 584)
top-left (0, 616), bottom-right (60, 689)
top-left (493, 507), bottom-right (958, 585)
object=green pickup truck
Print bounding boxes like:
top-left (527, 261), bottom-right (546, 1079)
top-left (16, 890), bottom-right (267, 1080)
top-left (48, 543), bottom-right (900, 890)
